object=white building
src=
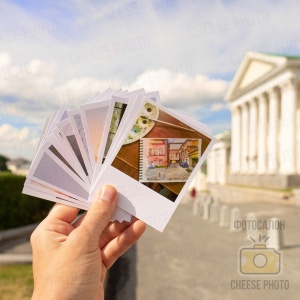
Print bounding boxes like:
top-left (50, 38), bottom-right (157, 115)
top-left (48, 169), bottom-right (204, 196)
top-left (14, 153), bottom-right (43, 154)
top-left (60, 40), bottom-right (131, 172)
top-left (206, 131), bottom-right (230, 185)
top-left (207, 51), bottom-right (300, 202)
top-left (6, 158), bottom-right (31, 176)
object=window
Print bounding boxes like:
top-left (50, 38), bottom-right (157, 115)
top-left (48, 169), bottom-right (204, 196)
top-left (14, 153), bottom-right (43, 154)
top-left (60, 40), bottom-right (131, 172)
top-left (159, 148), bottom-right (163, 155)
top-left (149, 149), bottom-right (152, 155)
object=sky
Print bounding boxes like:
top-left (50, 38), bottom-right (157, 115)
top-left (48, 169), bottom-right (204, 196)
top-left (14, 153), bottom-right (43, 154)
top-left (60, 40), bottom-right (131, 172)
top-left (1, 0), bottom-right (300, 159)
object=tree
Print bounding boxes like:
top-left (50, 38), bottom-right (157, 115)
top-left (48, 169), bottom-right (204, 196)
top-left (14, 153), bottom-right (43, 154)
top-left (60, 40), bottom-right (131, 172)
top-left (0, 155), bottom-right (9, 171)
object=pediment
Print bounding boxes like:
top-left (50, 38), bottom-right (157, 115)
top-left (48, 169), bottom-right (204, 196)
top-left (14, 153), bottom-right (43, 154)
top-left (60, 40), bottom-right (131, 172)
top-left (225, 51), bottom-right (287, 101)
top-left (239, 60), bottom-right (274, 89)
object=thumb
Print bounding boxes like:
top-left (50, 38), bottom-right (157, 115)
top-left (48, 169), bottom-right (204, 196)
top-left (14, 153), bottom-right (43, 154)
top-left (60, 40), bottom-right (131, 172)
top-left (79, 185), bottom-right (117, 241)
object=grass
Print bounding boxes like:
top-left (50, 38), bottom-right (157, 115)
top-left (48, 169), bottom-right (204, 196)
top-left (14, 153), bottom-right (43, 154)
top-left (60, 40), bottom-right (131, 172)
top-left (0, 265), bottom-right (33, 300)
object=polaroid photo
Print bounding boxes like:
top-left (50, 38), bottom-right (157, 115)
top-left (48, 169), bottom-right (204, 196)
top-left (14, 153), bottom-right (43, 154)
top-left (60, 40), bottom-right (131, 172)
top-left (31, 108), bottom-right (69, 166)
top-left (102, 97), bottom-right (130, 159)
top-left (92, 89), bottom-right (151, 183)
top-left (68, 109), bottom-right (93, 177)
top-left (23, 185), bottom-right (89, 210)
top-left (32, 107), bottom-right (70, 166)
top-left (56, 118), bottom-right (91, 183)
top-left (139, 138), bottom-right (202, 183)
top-left (111, 207), bottom-right (132, 223)
top-left (91, 94), bottom-right (146, 187)
top-left (86, 88), bottom-right (111, 104)
top-left (32, 114), bottom-right (53, 161)
top-left (45, 107), bottom-right (69, 138)
top-left (31, 139), bottom-right (90, 191)
top-left (80, 100), bottom-right (110, 170)
top-left (51, 127), bottom-right (91, 185)
top-left (88, 88), bottom-right (122, 104)
top-left (44, 136), bottom-right (89, 188)
top-left (90, 96), bottom-right (133, 184)
top-left (140, 91), bottom-right (161, 104)
top-left (100, 91), bottom-right (160, 167)
top-left (24, 178), bottom-right (90, 209)
top-left (123, 88), bottom-right (145, 98)
top-left (27, 144), bottom-right (90, 203)
top-left (24, 179), bottom-right (131, 221)
top-left (90, 98), bottom-right (215, 231)
top-left (85, 91), bottom-right (101, 104)
top-left (83, 90), bottom-right (148, 176)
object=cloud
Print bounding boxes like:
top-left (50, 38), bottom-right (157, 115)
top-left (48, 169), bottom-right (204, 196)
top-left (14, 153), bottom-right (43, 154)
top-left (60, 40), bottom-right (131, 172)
top-left (0, 52), bottom-right (11, 67)
top-left (1, 0), bottom-right (300, 158)
top-left (2, 0), bottom-right (300, 81)
top-left (0, 123), bottom-right (40, 159)
top-left (210, 103), bottom-right (228, 112)
top-left (126, 69), bottom-right (230, 110)
top-left (0, 52), bottom-right (56, 98)
top-left (0, 51), bottom-right (230, 124)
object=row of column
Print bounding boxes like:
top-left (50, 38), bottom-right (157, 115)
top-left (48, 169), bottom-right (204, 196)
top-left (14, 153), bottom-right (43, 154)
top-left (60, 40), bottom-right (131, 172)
top-left (231, 78), bottom-right (298, 175)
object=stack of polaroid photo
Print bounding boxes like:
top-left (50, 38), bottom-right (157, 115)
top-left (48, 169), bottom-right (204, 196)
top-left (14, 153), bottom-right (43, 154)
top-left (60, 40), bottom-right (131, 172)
top-left (23, 87), bottom-right (215, 231)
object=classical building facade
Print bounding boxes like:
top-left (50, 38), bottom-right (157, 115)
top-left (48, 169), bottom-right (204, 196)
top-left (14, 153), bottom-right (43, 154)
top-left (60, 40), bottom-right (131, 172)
top-left (206, 131), bottom-right (231, 185)
top-left (207, 51), bottom-right (300, 195)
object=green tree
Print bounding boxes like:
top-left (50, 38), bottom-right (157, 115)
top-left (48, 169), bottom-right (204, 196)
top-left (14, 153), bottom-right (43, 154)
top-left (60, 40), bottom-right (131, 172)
top-left (0, 154), bottom-right (9, 171)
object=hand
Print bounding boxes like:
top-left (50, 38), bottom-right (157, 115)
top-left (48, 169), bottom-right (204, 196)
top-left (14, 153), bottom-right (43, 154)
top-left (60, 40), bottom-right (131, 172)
top-left (31, 185), bottom-right (146, 300)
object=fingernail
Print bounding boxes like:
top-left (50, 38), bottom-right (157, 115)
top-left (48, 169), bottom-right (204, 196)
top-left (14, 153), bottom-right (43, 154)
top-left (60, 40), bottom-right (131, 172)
top-left (98, 185), bottom-right (116, 203)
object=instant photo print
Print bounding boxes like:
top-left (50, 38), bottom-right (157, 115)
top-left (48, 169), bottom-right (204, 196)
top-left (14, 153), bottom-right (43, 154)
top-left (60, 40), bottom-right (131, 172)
top-left (91, 98), bottom-right (215, 231)
top-left (23, 87), bottom-right (215, 230)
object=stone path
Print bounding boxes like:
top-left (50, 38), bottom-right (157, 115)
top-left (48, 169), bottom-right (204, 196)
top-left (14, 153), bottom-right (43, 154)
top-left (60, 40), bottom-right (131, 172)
top-left (136, 200), bottom-right (300, 300)
top-left (0, 235), bottom-right (32, 264)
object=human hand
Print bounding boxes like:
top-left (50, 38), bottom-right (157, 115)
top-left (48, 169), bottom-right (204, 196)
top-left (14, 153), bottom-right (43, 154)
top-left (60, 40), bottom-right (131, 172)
top-left (31, 185), bottom-right (146, 300)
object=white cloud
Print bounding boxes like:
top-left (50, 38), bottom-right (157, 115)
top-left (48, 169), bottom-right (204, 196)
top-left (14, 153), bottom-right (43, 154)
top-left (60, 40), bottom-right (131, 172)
top-left (0, 123), bottom-right (39, 159)
top-left (210, 103), bottom-right (228, 112)
top-left (1, 0), bottom-right (300, 158)
top-left (2, 0), bottom-right (300, 81)
top-left (0, 52), bottom-right (11, 67)
top-left (0, 52), bottom-right (230, 123)
top-left (127, 69), bottom-right (230, 110)
top-left (0, 52), bottom-right (56, 98)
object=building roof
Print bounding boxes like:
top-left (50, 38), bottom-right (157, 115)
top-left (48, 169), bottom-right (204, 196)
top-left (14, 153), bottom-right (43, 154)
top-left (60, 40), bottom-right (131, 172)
top-left (259, 52), bottom-right (300, 59)
top-left (6, 158), bottom-right (31, 168)
top-left (225, 51), bottom-right (300, 102)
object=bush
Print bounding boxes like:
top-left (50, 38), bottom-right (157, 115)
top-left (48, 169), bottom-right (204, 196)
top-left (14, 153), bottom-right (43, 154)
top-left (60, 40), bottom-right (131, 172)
top-left (0, 172), bottom-right (53, 230)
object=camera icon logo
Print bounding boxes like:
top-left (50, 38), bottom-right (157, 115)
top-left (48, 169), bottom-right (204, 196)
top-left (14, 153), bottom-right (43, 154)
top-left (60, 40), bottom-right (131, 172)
top-left (239, 243), bottom-right (281, 275)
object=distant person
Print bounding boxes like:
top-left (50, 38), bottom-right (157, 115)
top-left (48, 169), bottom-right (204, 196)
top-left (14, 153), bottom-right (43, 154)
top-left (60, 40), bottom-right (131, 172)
top-left (31, 185), bottom-right (146, 300)
top-left (190, 187), bottom-right (196, 201)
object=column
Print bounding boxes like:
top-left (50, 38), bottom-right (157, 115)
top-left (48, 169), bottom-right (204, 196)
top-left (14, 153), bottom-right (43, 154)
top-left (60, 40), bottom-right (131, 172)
top-left (268, 87), bottom-right (280, 174)
top-left (248, 98), bottom-right (258, 173)
top-left (241, 103), bottom-right (249, 173)
top-left (208, 150), bottom-right (216, 183)
top-left (206, 153), bottom-right (212, 182)
top-left (279, 79), bottom-right (297, 174)
top-left (215, 150), bottom-right (220, 184)
top-left (257, 93), bottom-right (268, 174)
top-left (230, 106), bottom-right (241, 173)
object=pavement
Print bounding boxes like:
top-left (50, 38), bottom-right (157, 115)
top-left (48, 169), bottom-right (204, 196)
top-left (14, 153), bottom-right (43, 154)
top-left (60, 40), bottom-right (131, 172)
top-left (2, 198), bottom-right (300, 300)
top-left (0, 234), bottom-right (32, 264)
top-left (135, 198), bottom-right (300, 300)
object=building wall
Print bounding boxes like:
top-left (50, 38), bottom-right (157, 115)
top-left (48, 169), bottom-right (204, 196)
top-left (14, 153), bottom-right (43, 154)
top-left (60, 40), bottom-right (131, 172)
top-left (206, 136), bottom-right (230, 185)
top-left (169, 150), bottom-right (179, 161)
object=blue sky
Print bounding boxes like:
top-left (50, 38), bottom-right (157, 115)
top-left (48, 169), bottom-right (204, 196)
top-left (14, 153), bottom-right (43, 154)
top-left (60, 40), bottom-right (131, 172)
top-left (1, 0), bottom-right (300, 159)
